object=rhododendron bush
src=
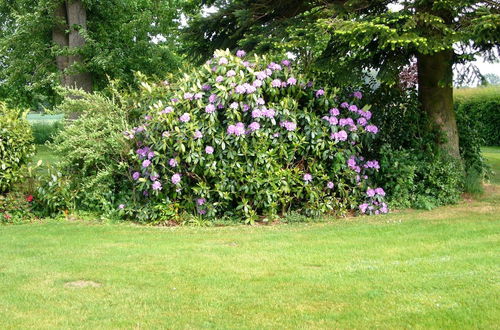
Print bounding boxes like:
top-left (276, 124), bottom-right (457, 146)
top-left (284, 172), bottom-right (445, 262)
top-left (124, 50), bottom-right (387, 222)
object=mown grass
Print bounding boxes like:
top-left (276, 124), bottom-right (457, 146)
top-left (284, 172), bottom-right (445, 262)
top-left (454, 86), bottom-right (500, 102)
top-left (483, 147), bottom-right (500, 184)
top-left (0, 149), bottom-right (498, 329)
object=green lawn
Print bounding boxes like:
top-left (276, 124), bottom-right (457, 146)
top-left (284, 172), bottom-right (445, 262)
top-left (27, 113), bottom-right (64, 124)
top-left (0, 148), bottom-right (498, 328)
top-left (483, 147), bottom-right (500, 185)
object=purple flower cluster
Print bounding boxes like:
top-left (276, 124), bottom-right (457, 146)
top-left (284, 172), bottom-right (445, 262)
top-left (280, 121), bottom-right (297, 131)
top-left (227, 122), bottom-right (246, 136)
top-left (331, 130), bottom-right (348, 142)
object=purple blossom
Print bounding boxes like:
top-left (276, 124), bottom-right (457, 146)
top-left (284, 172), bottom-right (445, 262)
top-left (118, 204), bottom-right (125, 209)
top-left (262, 108), bottom-right (275, 118)
top-left (303, 173), bottom-right (313, 182)
top-left (242, 104), bottom-right (250, 112)
top-left (268, 62), bottom-right (282, 71)
top-left (236, 50), bottom-right (246, 57)
top-left (227, 122), bottom-right (246, 136)
top-left (208, 94), bottom-right (217, 103)
top-left (251, 109), bottom-right (262, 118)
top-left (205, 104), bottom-right (216, 114)
top-left (242, 61), bottom-right (250, 67)
top-left (147, 151), bottom-right (155, 159)
top-left (144, 115), bottom-right (152, 121)
top-left (353, 91), bottom-right (363, 99)
top-left (357, 118), bottom-right (367, 126)
top-left (198, 209), bottom-right (207, 215)
top-left (243, 83), bottom-right (256, 94)
top-left (205, 146), bottom-right (214, 154)
top-left (347, 157), bottom-right (357, 168)
top-left (375, 188), bottom-right (386, 196)
top-left (339, 118), bottom-right (355, 127)
top-left (315, 89), bottom-right (325, 97)
top-left (327, 181), bottom-right (334, 189)
top-left (248, 122), bottom-right (260, 132)
top-left (171, 98), bottom-right (179, 103)
top-left (132, 172), bottom-right (140, 180)
top-left (348, 105), bottom-right (358, 112)
top-left (340, 102), bottom-right (349, 108)
top-left (365, 125), bottom-right (379, 134)
top-left (271, 79), bottom-right (282, 87)
top-left (287, 77), bottom-right (297, 85)
top-left (217, 103), bottom-right (225, 109)
top-left (194, 130), bottom-right (203, 139)
top-left (328, 116), bottom-right (339, 125)
top-left (359, 203), bottom-right (369, 214)
top-left (150, 173), bottom-right (159, 181)
top-left (253, 80), bottom-right (263, 87)
top-left (169, 158), bottom-right (177, 167)
top-left (218, 57), bottom-right (228, 65)
top-left (367, 188), bottom-right (376, 197)
top-left (197, 198), bottom-right (206, 206)
top-left (161, 106), bottom-right (173, 114)
top-left (256, 98), bottom-right (265, 105)
top-left (230, 102), bottom-right (239, 109)
top-left (171, 173), bottom-right (181, 185)
top-left (227, 70), bottom-right (236, 77)
top-left (380, 203), bottom-right (389, 213)
top-left (364, 160), bottom-right (380, 170)
top-left (142, 159), bottom-right (151, 168)
top-left (184, 92), bottom-right (194, 100)
top-left (331, 130), bottom-right (348, 142)
top-left (179, 113), bottom-right (191, 123)
top-left (280, 121), bottom-right (297, 131)
top-left (360, 110), bottom-right (372, 120)
top-left (135, 126), bottom-right (145, 133)
top-left (235, 85), bottom-right (246, 94)
top-left (255, 71), bottom-right (267, 80)
top-left (202, 84), bottom-right (211, 91)
top-left (329, 108), bottom-right (340, 116)
top-left (282, 59), bottom-right (291, 67)
top-left (152, 181), bottom-right (162, 191)
top-left (216, 76), bottom-right (224, 83)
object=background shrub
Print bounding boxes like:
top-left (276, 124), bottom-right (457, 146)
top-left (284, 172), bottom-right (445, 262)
top-left (455, 87), bottom-right (500, 146)
top-left (0, 102), bottom-right (35, 193)
top-left (36, 90), bottom-right (132, 215)
top-left (124, 50), bottom-right (387, 223)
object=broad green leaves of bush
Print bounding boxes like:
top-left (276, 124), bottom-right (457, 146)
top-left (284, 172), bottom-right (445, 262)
top-left (0, 102), bottom-right (34, 193)
top-left (124, 50), bottom-right (387, 223)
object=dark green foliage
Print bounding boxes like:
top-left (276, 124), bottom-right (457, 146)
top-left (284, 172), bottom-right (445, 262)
top-left (31, 121), bottom-right (64, 144)
top-left (455, 87), bottom-right (500, 146)
top-left (0, 103), bottom-right (35, 193)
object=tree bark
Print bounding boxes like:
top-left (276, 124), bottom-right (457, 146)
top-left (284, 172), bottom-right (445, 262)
top-left (66, 0), bottom-right (92, 92)
top-left (417, 50), bottom-right (461, 160)
top-left (52, 3), bottom-right (70, 86)
top-left (51, 0), bottom-right (92, 92)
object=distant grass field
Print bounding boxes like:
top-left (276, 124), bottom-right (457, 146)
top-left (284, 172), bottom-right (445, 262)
top-left (0, 148), bottom-right (498, 328)
top-left (27, 113), bottom-right (64, 124)
top-left (454, 86), bottom-right (500, 101)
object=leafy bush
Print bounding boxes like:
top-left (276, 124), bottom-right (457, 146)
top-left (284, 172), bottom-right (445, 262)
top-left (36, 90), bottom-right (132, 215)
top-left (0, 102), bottom-right (35, 193)
top-left (366, 87), bottom-right (465, 209)
top-left (0, 192), bottom-right (35, 224)
top-left (455, 87), bottom-right (500, 146)
top-left (31, 121), bottom-right (64, 144)
top-left (375, 145), bottom-right (463, 209)
top-left (124, 50), bottom-right (387, 223)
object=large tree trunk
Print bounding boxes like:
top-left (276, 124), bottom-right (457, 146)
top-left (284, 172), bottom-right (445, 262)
top-left (417, 50), bottom-right (460, 160)
top-left (51, 0), bottom-right (92, 92)
top-left (52, 3), bottom-right (70, 86)
top-left (66, 0), bottom-right (92, 91)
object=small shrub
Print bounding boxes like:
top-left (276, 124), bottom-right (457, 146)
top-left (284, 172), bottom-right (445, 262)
top-left (0, 102), bottom-right (35, 193)
top-left (36, 90), bottom-right (132, 215)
